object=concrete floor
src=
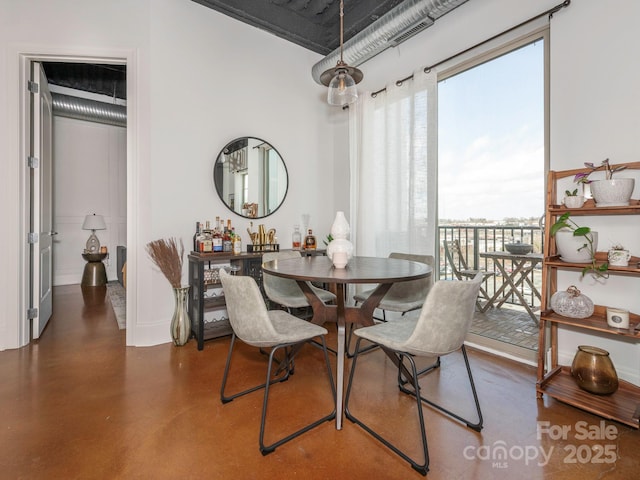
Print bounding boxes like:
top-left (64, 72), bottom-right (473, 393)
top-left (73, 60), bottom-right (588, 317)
top-left (1, 284), bottom-right (638, 479)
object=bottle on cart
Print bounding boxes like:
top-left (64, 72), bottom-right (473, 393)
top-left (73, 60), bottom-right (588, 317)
top-left (222, 224), bottom-right (232, 252)
top-left (232, 228), bottom-right (242, 255)
top-left (292, 225), bottom-right (302, 250)
top-left (201, 221), bottom-right (213, 253)
top-left (193, 221), bottom-right (201, 252)
top-left (212, 216), bottom-right (223, 252)
top-left (304, 229), bottom-right (317, 250)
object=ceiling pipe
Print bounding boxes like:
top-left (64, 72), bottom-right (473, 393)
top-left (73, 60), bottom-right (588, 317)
top-left (51, 92), bottom-right (127, 127)
top-left (311, 0), bottom-right (468, 85)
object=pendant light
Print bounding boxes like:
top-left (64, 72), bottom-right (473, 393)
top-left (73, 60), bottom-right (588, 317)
top-left (320, 0), bottom-right (363, 106)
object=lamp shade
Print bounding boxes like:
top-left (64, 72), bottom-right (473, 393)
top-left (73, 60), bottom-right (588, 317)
top-left (327, 71), bottom-right (358, 106)
top-left (82, 214), bottom-right (106, 231)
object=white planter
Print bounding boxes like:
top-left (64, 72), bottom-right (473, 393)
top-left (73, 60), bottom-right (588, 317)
top-left (590, 178), bottom-right (635, 207)
top-left (554, 229), bottom-right (598, 263)
top-left (563, 195), bottom-right (585, 208)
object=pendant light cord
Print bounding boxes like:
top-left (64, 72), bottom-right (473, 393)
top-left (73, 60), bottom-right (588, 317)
top-left (339, 0), bottom-right (345, 64)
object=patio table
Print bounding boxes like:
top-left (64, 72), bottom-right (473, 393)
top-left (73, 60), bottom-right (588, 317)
top-left (479, 251), bottom-right (543, 324)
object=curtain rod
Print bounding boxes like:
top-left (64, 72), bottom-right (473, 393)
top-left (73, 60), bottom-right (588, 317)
top-left (370, 0), bottom-right (571, 98)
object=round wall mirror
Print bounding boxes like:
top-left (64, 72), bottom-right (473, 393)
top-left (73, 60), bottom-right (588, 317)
top-left (213, 137), bottom-right (289, 219)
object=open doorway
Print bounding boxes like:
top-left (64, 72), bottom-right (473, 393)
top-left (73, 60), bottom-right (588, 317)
top-left (21, 52), bottom-right (131, 344)
top-left (437, 31), bottom-right (548, 363)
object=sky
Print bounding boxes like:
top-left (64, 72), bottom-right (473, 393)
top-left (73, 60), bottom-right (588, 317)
top-left (438, 40), bottom-right (545, 222)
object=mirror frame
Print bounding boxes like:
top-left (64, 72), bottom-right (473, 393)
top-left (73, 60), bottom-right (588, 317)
top-left (213, 137), bottom-right (289, 219)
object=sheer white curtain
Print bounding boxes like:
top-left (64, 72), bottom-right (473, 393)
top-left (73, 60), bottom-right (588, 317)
top-left (349, 68), bottom-right (438, 259)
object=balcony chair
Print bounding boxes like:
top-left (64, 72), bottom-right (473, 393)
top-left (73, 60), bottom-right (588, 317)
top-left (443, 239), bottom-right (494, 311)
top-left (262, 250), bottom-right (337, 317)
top-left (344, 273), bottom-right (484, 476)
top-left (348, 252), bottom-right (435, 356)
top-left (219, 269), bottom-right (336, 455)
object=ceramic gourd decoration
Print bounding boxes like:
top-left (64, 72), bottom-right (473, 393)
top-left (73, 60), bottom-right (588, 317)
top-left (326, 211), bottom-right (353, 269)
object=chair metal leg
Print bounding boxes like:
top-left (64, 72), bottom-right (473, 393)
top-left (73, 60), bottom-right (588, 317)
top-left (221, 334), bottom-right (292, 404)
top-left (259, 336), bottom-right (337, 455)
top-left (344, 338), bottom-right (430, 476)
top-left (398, 345), bottom-right (483, 431)
top-left (345, 309), bottom-right (386, 358)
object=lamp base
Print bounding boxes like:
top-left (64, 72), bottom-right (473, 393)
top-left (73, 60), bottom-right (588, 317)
top-left (85, 231), bottom-right (101, 253)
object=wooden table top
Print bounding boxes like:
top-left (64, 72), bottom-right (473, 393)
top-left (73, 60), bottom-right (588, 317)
top-left (262, 255), bottom-right (431, 284)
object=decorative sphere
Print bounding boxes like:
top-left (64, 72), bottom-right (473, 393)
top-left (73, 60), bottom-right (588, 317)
top-left (326, 238), bottom-right (353, 262)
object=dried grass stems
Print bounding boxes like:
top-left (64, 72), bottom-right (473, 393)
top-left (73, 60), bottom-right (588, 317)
top-left (146, 238), bottom-right (184, 288)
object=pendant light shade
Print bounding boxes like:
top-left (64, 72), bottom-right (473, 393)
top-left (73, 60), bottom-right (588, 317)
top-left (321, 0), bottom-right (363, 106)
top-left (327, 67), bottom-right (358, 106)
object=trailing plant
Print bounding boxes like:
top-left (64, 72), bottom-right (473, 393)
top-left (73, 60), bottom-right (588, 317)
top-left (550, 212), bottom-right (608, 278)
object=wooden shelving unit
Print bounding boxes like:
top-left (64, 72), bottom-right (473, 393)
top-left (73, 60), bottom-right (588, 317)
top-left (537, 162), bottom-right (640, 429)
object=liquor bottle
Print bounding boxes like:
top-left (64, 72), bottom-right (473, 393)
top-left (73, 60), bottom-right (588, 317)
top-left (232, 228), bottom-right (242, 255)
top-left (292, 225), bottom-right (302, 250)
top-left (222, 224), bottom-right (232, 252)
top-left (201, 221), bottom-right (213, 253)
top-left (304, 229), bottom-right (317, 250)
top-left (193, 221), bottom-right (201, 252)
top-left (212, 216), bottom-right (223, 252)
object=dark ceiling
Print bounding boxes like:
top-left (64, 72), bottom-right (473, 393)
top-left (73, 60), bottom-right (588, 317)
top-left (42, 63), bottom-right (127, 100)
top-left (42, 1), bottom-right (407, 101)
top-left (191, 0), bottom-right (405, 55)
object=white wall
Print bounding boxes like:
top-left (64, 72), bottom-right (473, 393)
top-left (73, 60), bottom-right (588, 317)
top-left (52, 113), bottom-right (127, 285)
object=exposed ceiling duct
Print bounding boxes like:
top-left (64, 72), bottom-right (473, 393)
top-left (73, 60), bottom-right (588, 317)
top-left (311, 0), bottom-right (468, 85)
top-left (51, 93), bottom-right (126, 127)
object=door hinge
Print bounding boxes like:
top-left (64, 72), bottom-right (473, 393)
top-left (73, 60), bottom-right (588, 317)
top-left (28, 232), bottom-right (39, 244)
top-left (28, 80), bottom-right (39, 93)
top-left (27, 308), bottom-right (38, 320)
top-left (28, 156), bottom-right (39, 168)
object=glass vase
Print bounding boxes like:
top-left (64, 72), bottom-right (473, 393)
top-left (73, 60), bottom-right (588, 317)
top-left (570, 345), bottom-right (618, 395)
top-left (171, 286), bottom-right (191, 346)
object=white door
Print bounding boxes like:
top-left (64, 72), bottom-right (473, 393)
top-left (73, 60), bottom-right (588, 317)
top-left (31, 62), bottom-right (55, 339)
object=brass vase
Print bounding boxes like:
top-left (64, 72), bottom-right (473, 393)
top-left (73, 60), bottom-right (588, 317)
top-left (171, 286), bottom-right (191, 346)
top-left (570, 345), bottom-right (618, 395)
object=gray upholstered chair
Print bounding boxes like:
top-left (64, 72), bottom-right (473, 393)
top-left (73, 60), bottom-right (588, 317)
top-left (348, 252), bottom-right (434, 356)
top-left (219, 269), bottom-right (336, 455)
top-left (262, 250), bottom-right (336, 314)
top-left (344, 273), bottom-right (484, 476)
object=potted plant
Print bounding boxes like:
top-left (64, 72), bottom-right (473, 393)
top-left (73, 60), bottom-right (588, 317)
top-left (563, 188), bottom-right (585, 208)
top-left (574, 158), bottom-right (634, 207)
top-left (550, 212), bottom-right (608, 278)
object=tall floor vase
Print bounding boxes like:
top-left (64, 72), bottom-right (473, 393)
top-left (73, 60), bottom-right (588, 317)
top-left (171, 286), bottom-right (191, 346)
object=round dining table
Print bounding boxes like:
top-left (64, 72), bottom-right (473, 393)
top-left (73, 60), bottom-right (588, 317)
top-left (262, 255), bottom-right (432, 429)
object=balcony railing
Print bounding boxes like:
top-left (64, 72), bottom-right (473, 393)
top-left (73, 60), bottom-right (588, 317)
top-left (438, 224), bottom-right (544, 308)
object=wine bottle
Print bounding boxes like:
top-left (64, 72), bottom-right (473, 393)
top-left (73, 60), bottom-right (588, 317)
top-left (193, 221), bottom-right (201, 252)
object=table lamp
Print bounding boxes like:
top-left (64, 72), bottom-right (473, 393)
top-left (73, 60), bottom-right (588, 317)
top-left (82, 214), bottom-right (106, 253)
